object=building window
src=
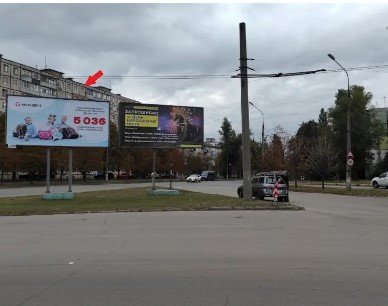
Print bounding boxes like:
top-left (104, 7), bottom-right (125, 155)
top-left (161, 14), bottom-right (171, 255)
top-left (12, 78), bottom-right (18, 86)
top-left (22, 70), bottom-right (33, 78)
top-left (3, 64), bottom-right (8, 72)
top-left (21, 81), bottom-right (30, 88)
top-left (13, 67), bottom-right (19, 75)
top-left (2, 76), bottom-right (9, 85)
top-left (2, 89), bottom-right (8, 97)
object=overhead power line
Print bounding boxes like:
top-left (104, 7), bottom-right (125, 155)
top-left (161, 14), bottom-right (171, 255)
top-left (66, 74), bottom-right (233, 80)
top-left (64, 63), bottom-right (388, 80)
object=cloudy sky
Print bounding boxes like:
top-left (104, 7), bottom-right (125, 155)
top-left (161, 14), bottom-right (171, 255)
top-left (1, 3), bottom-right (388, 140)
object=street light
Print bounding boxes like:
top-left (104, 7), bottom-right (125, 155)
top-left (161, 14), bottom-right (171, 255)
top-left (249, 101), bottom-right (265, 166)
top-left (328, 53), bottom-right (352, 190)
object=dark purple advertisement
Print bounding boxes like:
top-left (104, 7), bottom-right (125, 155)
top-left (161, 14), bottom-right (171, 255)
top-left (119, 103), bottom-right (204, 148)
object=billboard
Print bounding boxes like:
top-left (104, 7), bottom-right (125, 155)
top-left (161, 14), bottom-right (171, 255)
top-left (6, 96), bottom-right (109, 147)
top-left (119, 103), bottom-right (204, 148)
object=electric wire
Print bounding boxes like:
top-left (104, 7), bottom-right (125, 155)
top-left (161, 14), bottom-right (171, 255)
top-left (65, 64), bottom-right (388, 80)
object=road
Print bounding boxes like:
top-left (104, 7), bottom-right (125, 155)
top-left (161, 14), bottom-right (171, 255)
top-left (0, 181), bottom-right (388, 305)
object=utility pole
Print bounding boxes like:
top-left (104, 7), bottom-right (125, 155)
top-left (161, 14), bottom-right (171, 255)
top-left (328, 54), bottom-right (352, 191)
top-left (239, 22), bottom-right (252, 200)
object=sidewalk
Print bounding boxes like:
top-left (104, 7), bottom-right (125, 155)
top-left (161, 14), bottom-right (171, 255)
top-left (0, 183), bottom-right (152, 198)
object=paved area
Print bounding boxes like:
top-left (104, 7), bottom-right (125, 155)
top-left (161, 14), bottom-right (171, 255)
top-left (0, 183), bottom-right (151, 198)
top-left (0, 181), bottom-right (388, 305)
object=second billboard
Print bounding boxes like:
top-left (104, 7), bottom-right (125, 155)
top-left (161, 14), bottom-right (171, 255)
top-left (119, 103), bottom-right (204, 148)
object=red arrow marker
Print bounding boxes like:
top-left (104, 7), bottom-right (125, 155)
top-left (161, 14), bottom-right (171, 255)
top-left (84, 70), bottom-right (104, 86)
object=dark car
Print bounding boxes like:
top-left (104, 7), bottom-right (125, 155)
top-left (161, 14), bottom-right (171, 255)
top-left (117, 172), bottom-right (133, 180)
top-left (201, 171), bottom-right (216, 181)
top-left (237, 171), bottom-right (289, 202)
top-left (94, 171), bottom-right (114, 179)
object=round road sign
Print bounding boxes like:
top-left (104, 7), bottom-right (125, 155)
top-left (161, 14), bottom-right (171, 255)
top-left (347, 159), bottom-right (354, 166)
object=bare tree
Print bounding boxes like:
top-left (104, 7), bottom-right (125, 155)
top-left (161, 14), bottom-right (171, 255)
top-left (285, 136), bottom-right (308, 187)
top-left (306, 131), bottom-right (338, 190)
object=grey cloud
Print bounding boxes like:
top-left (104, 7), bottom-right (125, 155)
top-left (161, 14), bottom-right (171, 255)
top-left (1, 3), bottom-right (387, 140)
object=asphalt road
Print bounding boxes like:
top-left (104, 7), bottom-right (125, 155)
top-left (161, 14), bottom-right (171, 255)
top-left (0, 181), bottom-right (388, 305)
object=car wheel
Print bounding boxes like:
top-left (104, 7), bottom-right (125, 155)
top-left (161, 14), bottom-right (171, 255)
top-left (372, 181), bottom-right (379, 189)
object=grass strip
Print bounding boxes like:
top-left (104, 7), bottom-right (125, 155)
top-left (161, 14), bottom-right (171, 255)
top-left (0, 187), bottom-right (303, 216)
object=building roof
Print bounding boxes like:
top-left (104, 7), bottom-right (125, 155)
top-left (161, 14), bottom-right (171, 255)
top-left (94, 86), bottom-right (112, 93)
top-left (40, 68), bottom-right (64, 77)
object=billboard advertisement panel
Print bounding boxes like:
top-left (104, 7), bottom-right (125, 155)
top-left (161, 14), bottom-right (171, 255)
top-left (6, 96), bottom-right (109, 147)
top-left (119, 103), bottom-right (204, 148)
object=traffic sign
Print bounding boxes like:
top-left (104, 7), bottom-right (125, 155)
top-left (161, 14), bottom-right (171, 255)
top-left (347, 159), bottom-right (354, 166)
top-left (8, 144), bottom-right (16, 149)
top-left (347, 151), bottom-right (354, 159)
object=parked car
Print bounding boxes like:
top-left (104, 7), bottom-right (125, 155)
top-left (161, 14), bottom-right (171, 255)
top-left (117, 172), bottom-right (133, 180)
top-left (201, 171), bottom-right (216, 181)
top-left (237, 171), bottom-right (289, 202)
top-left (18, 171), bottom-right (55, 180)
top-left (371, 172), bottom-right (388, 188)
top-left (94, 171), bottom-right (114, 179)
top-left (187, 174), bottom-right (202, 183)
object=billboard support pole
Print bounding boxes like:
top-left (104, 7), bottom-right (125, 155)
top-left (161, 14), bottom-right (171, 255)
top-left (105, 149), bottom-right (109, 183)
top-left (169, 148), bottom-right (173, 190)
top-left (68, 147), bottom-right (72, 193)
top-left (46, 148), bottom-right (51, 194)
top-left (152, 149), bottom-right (156, 190)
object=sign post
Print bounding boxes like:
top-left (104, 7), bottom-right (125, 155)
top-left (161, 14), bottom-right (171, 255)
top-left (273, 174), bottom-right (279, 204)
top-left (68, 147), bottom-right (72, 193)
top-left (46, 148), bottom-right (51, 194)
top-left (152, 149), bottom-right (156, 191)
top-left (347, 151), bottom-right (355, 167)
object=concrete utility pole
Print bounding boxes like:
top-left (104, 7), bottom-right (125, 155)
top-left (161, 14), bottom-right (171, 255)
top-left (239, 22), bottom-right (252, 200)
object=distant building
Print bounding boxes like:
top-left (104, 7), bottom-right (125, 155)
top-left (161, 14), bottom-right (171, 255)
top-left (0, 54), bottom-right (141, 123)
top-left (370, 107), bottom-right (388, 164)
top-left (203, 137), bottom-right (221, 161)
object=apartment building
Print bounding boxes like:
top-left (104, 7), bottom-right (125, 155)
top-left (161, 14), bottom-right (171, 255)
top-left (0, 54), bottom-right (140, 123)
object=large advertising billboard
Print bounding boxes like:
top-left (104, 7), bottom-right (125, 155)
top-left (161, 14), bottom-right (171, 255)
top-left (119, 103), bottom-right (204, 148)
top-left (6, 96), bottom-right (109, 147)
